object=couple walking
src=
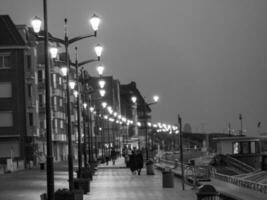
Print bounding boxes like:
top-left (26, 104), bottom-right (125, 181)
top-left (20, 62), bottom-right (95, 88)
top-left (129, 149), bottom-right (143, 175)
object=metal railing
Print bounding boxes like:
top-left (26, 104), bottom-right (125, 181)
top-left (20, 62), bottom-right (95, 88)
top-left (211, 169), bottom-right (267, 194)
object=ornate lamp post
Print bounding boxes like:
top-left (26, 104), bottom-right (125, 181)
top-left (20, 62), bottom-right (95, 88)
top-left (72, 46), bottom-right (102, 177)
top-left (31, 8), bottom-right (101, 192)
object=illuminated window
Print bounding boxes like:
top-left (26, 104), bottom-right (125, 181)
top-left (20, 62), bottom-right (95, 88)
top-left (233, 142), bottom-right (240, 154)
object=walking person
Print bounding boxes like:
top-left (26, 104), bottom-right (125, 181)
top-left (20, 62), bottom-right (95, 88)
top-left (129, 149), bottom-right (137, 174)
top-left (136, 150), bottom-right (144, 175)
top-left (111, 148), bottom-right (116, 165)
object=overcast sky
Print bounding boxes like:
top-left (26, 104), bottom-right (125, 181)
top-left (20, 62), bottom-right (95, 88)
top-left (1, 0), bottom-right (267, 135)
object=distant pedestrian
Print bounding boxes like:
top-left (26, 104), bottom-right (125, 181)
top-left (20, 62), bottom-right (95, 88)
top-left (129, 149), bottom-right (137, 174)
top-left (111, 148), bottom-right (116, 165)
top-left (136, 150), bottom-right (143, 175)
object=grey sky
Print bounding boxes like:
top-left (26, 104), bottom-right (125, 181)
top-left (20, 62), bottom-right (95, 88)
top-left (1, 0), bottom-right (267, 135)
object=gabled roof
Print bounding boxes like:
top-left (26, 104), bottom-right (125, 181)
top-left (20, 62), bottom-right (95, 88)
top-left (0, 15), bottom-right (25, 46)
top-left (120, 81), bottom-right (151, 112)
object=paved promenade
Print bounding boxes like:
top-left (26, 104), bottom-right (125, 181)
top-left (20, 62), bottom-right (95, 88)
top-left (2, 157), bottom-right (265, 200)
top-left (86, 157), bottom-right (196, 200)
top-left (0, 158), bottom-right (196, 200)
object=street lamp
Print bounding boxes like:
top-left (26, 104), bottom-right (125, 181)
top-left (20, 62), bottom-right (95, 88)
top-left (131, 96), bottom-right (137, 104)
top-left (98, 79), bottom-right (106, 89)
top-left (73, 90), bottom-right (79, 98)
top-left (32, 11), bottom-right (101, 192)
top-left (131, 96), bottom-right (138, 148)
top-left (96, 64), bottom-right (105, 76)
top-left (144, 95), bottom-right (159, 161)
top-left (61, 66), bottom-right (68, 77)
top-left (69, 80), bottom-right (76, 90)
top-left (49, 47), bottom-right (58, 59)
top-left (239, 113), bottom-right (243, 136)
top-left (94, 44), bottom-right (103, 60)
top-left (72, 47), bottom-right (102, 177)
top-left (153, 95), bottom-right (159, 103)
top-left (178, 115), bottom-right (185, 190)
top-left (31, 1), bottom-right (54, 199)
top-left (31, 16), bottom-right (42, 33)
top-left (102, 101), bottom-right (107, 108)
top-left (99, 89), bottom-right (106, 97)
top-left (90, 14), bottom-right (101, 33)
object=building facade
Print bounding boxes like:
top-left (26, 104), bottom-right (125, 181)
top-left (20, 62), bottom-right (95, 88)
top-left (0, 16), bottom-right (80, 170)
top-left (0, 15), bottom-right (40, 169)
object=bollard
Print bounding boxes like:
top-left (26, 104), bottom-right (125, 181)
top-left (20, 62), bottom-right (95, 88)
top-left (162, 167), bottom-right (174, 188)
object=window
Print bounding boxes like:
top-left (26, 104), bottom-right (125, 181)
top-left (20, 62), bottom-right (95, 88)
top-left (0, 82), bottom-right (12, 98)
top-left (60, 120), bottom-right (64, 129)
top-left (53, 96), bottom-right (57, 109)
top-left (233, 142), bottom-right (240, 154)
top-left (27, 84), bottom-right (32, 98)
top-left (59, 77), bottom-right (62, 85)
top-left (52, 74), bottom-right (57, 88)
top-left (40, 119), bottom-right (46, 129)
top-left (29, 112), bottom-right (34, 127)
top-left (0, 111), bottom-right (13, 127)
top-left (39, 94), bottom-right (44, 107)
top-left (27, 55), bottom-right (31, 70)
top-left (44, 119), bottom-right (47, 129)
top-left (53, 119), bottom-right (58, 129)
top-left (59, 98), bottom-right (63, 107)
top-left (0, 53), bottom-right (11, 69)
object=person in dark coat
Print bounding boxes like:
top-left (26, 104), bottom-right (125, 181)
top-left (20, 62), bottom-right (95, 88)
top-left (129, 150), bottom-right (137, 174)
top-left (111, 148), bottom-right (116, 165)
top-left (136, 150), bottom-right (144, 175)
